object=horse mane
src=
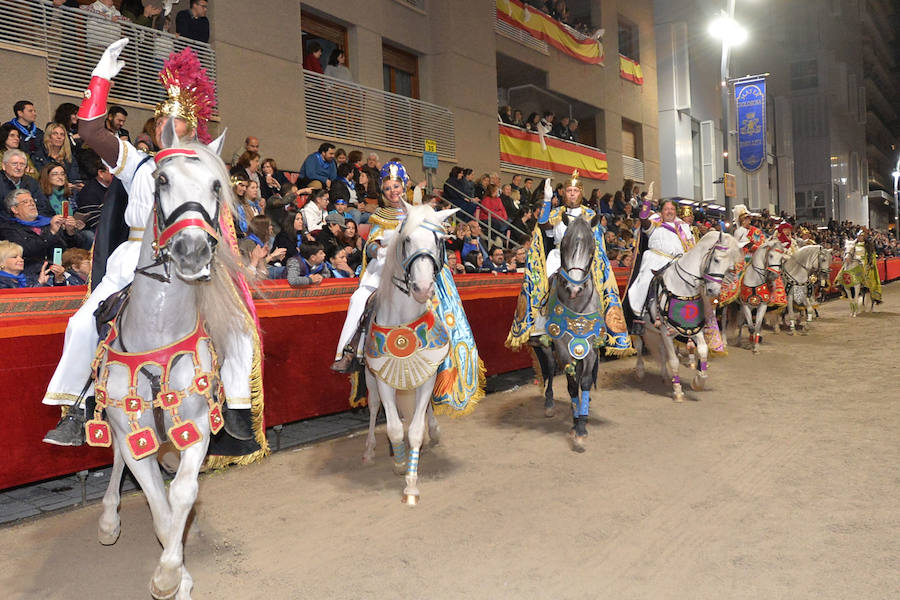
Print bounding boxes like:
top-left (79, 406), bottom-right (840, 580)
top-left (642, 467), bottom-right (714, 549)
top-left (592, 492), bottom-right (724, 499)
top-left (375, 203), bottom-right (435, 307)
top-left (696, 230), bottom-right (743, 264)
top-left (172, 139), bottom-right (249, 366)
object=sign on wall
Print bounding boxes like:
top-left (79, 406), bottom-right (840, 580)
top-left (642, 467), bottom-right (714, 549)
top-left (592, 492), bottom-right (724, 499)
top-left (734, 77), bottom-right (766, 173)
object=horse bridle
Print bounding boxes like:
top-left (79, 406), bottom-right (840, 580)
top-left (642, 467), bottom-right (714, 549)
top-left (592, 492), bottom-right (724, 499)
top-left (559, 247), bottom-right (593, 287)
top-left (672, 233), bottom-right (729, 288)
top-left (749, 244), bottom-right (783, 282)
top-left (135, 148), bottom-right (222, 283)
top-left (392, 219), bottom-right (445, 295)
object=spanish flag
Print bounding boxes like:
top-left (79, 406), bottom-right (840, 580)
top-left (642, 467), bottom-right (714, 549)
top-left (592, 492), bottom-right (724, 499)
top-left (499, 124), bottom-right (608, 180)
top-left (496, 0), bottom-right (604, 66)
top-left (619, 54), bottom-right (644, 85)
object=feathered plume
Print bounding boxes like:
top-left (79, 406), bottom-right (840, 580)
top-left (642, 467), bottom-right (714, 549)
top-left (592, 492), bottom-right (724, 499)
top-left (156, 48), bottom-right (217, 143)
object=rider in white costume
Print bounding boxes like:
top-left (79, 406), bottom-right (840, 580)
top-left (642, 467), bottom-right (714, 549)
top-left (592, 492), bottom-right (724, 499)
top-left (43, 39), bottom-right (255, 445)
top-left (626, 197), bottom-right (695, 324)
top-left (331, 162), bottom-right (410, 371)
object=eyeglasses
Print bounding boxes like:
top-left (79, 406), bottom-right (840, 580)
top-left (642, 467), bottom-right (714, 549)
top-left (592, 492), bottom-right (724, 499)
top-left (50, 170), bottom-right (66, 177)
top-left (6, 162), bottom-right (26, 168)
top-left (13, 198), bottom-right (36, 206)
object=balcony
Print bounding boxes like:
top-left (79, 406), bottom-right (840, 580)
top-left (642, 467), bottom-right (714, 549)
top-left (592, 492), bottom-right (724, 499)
top-left (622, 155), bottom-right (645, 183)
top-left (495, 0), bottom-right (604, 66)
top-left (0, 0), bottom-right (216, 111)
top-left (498, 123), bottom-right (608, 181)
top-left (303, 70), bottom-right (456, 161)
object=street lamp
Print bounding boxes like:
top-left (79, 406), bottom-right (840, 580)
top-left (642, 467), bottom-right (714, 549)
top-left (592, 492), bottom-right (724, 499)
top-left (708, 2), bottom-right (747, 221)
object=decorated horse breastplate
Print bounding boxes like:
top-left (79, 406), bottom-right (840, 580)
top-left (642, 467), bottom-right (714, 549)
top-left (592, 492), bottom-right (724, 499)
top-left (546, 293), bottom-right (606, 360)
top-left (740, 282), bottom-right (771, 307)
top-left (87, 319), bottom-right (224, 460)
top-left (365, 309), bottom-right (450, 391)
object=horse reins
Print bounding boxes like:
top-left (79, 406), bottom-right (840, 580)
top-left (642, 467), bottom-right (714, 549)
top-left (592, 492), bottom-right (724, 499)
top-left (392, 219), bottom-right (446, 296)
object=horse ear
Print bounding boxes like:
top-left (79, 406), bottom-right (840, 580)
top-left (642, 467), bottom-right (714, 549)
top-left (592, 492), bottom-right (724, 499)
top-left (160, 116), bottom-right (180, 149)
top-left (207, 127), bottom-right (227, 157)
top-left (434, 207), bottom-right (459, 223)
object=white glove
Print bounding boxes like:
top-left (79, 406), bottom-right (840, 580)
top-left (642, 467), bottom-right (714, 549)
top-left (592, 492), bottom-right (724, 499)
top-left (91, 38), bottom-right (129, 80)
top-left (377, 230), bottom-right (397, 262)
top-left (543, 178), bottom-right (553, 202)
top-left (646, 181), bottom-right (654, 203)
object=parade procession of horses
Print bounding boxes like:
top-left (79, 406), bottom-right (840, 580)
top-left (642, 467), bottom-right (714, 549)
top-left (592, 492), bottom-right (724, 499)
top-left (25, 41), bottom-right (892, 600)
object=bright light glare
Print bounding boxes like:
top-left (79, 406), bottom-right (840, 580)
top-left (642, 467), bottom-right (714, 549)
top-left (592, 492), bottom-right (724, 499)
top-left (708, 15), bottom-right (748, 47)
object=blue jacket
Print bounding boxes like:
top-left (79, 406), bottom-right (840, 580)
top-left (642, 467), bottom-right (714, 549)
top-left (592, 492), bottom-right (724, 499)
top-left (299, 152), bottom-right (337, 185)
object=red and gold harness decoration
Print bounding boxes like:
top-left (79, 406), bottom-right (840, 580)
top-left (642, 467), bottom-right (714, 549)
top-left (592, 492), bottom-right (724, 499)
top-left (86, 320), bottom-right (223, 460)
top-left (365, 309), bottom-right (450, 392)
top-left (499, 124), bottom-right (609, 180)
top-left (619, 54), bottom-right (644, 84)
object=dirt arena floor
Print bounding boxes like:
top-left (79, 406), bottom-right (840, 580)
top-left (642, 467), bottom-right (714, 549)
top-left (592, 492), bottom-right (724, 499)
top-left (2, 284), bottom-right (899, 599)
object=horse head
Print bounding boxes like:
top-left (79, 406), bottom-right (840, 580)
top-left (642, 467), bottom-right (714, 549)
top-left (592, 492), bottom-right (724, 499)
top-left (391, 203), bottom-right (458, 304)
top-left (813, 245), bottom-right (831, 283)
top-left (763, 239), bottom-right (786, 282)
top-left (558, 216), bottom-right (594, 301)
top-left (151, 123), bottom-right (228, 281)
top-left (701, 231), bottom-right (741, 299)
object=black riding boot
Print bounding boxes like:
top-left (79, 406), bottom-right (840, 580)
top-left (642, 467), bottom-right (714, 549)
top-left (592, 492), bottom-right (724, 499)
top-left (331, 296), bottom-right (376, 374)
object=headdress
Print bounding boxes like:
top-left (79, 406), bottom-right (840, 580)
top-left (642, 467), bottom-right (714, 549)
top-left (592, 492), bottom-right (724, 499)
top-left (776, 221), bottom-right (793, 234)
top-left (566, 169), bottom-right (583, 190)
top-left (732, 203), bottom-right (750, 223)
top-left (379, 161), bottom-right (409, 186)
top-left (155, 48), bottom-right (217, 144)
top-left (798, 226), bottom-right (810, 236)
top-left (679, 205), bottom-right (693, 218)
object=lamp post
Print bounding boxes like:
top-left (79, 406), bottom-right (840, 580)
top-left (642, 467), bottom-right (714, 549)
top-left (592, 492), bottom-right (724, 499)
top-left (892, 162), bottom-right (899, 240)
top-left (708, 3), bottom-right (747, 220)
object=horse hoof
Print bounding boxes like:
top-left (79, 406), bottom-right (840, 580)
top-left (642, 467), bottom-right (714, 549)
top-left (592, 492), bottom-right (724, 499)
top-left (428, 427), bottom-right (441, 446)
top-left (392, 461), bottom-right (406, 476)
top-left (568, 431), bottom-right (586, 453)
top-left (634, 368), bottom-right (645, 382)
top-left (544, 404), bottom-right (555, 418)
top-left (98, 524), bottom-right (120, 546)
top-left (786, 329), bottom-right (794, 336)
top-left (361, 452), bottom-right (375, 464)
top-left (691, 375), bottom-right (706, 391)
top-left (402, 493), bottom-right (419, 506)
top-left (150, 569), bottom-right (182, 600)
top-left (752, 347), bottom-right (760, 355)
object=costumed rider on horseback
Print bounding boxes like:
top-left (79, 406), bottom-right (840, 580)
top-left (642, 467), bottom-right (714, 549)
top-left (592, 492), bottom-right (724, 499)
top-left (626, 196), bottom-right (725, 349)
top-left (505, 170), bottom-right (632, 356)
top-left (43, 39), bottom-right (258, 445)
top-left (331, 161), bottom-right (412, 374)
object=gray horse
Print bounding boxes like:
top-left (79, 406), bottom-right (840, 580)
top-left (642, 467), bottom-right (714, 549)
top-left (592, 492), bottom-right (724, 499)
top-left (533, 216), bottom-right (604, 452)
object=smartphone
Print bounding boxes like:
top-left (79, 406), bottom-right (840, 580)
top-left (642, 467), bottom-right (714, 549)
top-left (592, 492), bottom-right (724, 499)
top-left (61, 200), bottom-right (69, 218)
top-left (52, 247), bottom-right (63, 265)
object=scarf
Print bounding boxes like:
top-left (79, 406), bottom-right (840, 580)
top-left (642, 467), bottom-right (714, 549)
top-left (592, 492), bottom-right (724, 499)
top-left (235, 204), bottom-right (248, 234)
top-left (49, 188), bottom-right (66, 215)
top-left (0, 270), bottom-right (27, 287)
top-left (342, 177), bottom-right (354, 191)
top-left (247, 233), bottom-right (266, 248)
top-left (301, 257), bottom-right (325, 275)
top-left (14, 215), bottom-right (52, 228)
top-left (9, 119), bottom-right (37, 141)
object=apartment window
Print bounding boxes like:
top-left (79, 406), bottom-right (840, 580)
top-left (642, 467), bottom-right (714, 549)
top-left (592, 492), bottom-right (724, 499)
top-left (301, 11), bottom-right (348, 69)
top-left (618, 18), bottom-right (639, 62)
top-left (790, 59), bottom-right (818, 90)
top-left (621, 119), bottom-right (642, 159)
top-left (383, 43), bottom-right (419, 99)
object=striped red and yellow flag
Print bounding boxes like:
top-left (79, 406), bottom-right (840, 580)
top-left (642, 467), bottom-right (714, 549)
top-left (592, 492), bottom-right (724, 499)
top-left (619, 54), bottom-right (644, 85)
top-left (496, 0), bottom-right (604, 66)
top-left (499, 125), bottom-right (608, 181)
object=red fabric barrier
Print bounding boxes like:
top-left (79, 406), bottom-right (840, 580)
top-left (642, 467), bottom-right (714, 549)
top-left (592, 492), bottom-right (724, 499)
top-left (886, 257), bottom-right (900, 281)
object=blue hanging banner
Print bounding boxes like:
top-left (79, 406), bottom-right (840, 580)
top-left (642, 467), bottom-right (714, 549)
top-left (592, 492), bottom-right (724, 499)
top-left (734, 77), bottom-right (766, 173)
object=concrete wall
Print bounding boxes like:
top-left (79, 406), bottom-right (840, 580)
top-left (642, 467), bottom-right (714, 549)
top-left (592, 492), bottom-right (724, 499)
top-left (0, 44), bottom-right (52, 136)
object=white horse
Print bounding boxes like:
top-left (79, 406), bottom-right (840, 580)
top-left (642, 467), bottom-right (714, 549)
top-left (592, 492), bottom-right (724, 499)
top-left (730, 239), bottom-right (786, 353)
top-left (836, 239), bottom-right (874, 316)
top-left (90, 134), bottom-right (250, 600)
top-left (633, 231), bottom-right (743, 402)
top-left (361, 203), bottom-right (458, 505)
top-left (781, 244), bottom-right (831, 333)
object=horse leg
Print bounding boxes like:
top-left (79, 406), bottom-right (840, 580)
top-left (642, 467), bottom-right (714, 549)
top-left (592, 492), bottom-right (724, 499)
top-left (685, 339), bottom-right (697, 370)
top-left (565, 365), bottom-right (579, 431)
top-left (362, 370), bottom-right (380, 464)
top-left (426, 401), bottom-right (440, 447)
top-left (534, 345), bottom-right (556, 417)
top-left (402, 377), bottom-right (435, 505)
top-left (786, 299), bottom-right (796, 335)
top-left (660, 333), bottom-right (684, 402)
top-left (752, 305), bottom-right (767, 354)
top-left (633, 334), bottom-right (645, 381)
top-left (719, 305), bottom-right (729, 348)
top-left (570, 356), bottom-right (594, 453)
top-left (150, 437), bottom-right (207, 600)
top-left (375, 380), bottom-right (406, 476)
top-left (98, 438), bottom-right (125, 545)
top-left (691, 333), bottom-right (709, 392)
top-left (657, 332), bottom-right (669, 383)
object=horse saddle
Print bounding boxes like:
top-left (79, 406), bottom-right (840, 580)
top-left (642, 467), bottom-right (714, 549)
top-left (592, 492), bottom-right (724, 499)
top-left (94, 283), bottom-right (132, 339)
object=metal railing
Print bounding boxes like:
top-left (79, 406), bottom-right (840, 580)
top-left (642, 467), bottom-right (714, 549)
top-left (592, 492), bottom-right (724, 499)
top-left (0, 0), bottom-right (217, 111)
top-left (622, 155), bottom-right (645, 183)
top-left (442, 181), bottom-right (529, 249)
top-left (303, 70), bottom-right (456, 161)
top-left (495, 13), bottom-right (550, 55)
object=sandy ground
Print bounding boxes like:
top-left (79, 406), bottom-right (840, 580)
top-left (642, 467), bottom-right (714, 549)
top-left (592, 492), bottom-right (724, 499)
top-left (2, 284), bottom-right (899, 600)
